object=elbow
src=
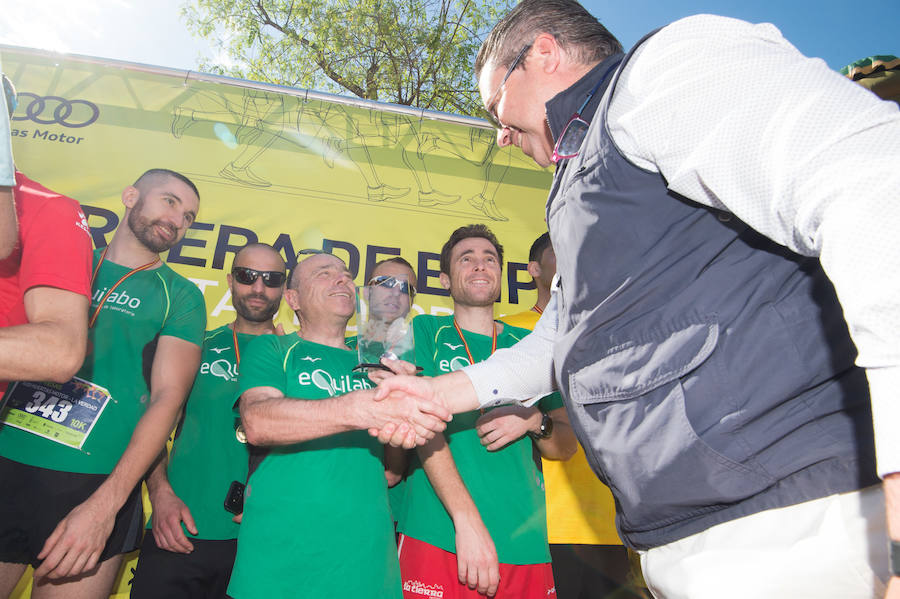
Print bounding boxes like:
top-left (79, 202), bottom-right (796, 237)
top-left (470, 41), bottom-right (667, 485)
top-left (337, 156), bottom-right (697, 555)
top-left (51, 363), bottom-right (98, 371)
top-left (46, 343), bottom-right (87, 383)
top-left (240, 405), bottom-right (268, 446)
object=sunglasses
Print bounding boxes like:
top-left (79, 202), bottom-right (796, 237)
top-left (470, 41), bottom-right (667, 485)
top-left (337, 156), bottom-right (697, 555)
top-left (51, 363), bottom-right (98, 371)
top-left (232, 266), bottom-right (286, 288)
top-left (551, 59), bottom-right (621, 163)
top-left (368, 275), bottom-right (415, 296)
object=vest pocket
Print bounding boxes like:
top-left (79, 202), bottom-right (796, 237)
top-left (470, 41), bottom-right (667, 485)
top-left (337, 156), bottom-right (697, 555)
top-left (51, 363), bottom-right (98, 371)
top-left (565, 317), bottom-right (775, 535)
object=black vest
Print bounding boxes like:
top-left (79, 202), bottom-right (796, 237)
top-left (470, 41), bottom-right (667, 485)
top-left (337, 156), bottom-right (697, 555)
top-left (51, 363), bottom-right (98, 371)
top-left (545, 42), bottom-right (877, 549)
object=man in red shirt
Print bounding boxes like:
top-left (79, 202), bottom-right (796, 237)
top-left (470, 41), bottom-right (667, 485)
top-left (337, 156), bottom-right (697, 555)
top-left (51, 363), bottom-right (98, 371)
top-left (0, 171), bottom-right (93, 392)
top-left (0, 73), bottom-right (93, 393)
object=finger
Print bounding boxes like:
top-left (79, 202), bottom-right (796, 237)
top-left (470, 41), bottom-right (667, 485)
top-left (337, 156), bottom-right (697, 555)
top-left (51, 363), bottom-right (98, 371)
top-left (416, 399), bottom-right (452, 423)
top-left (47, 546), bottom-right (80, 579)
top-left (274, 323), bottom-right (285, 336)
top-left (367, 369), bottom-right (391, 384)
top-left (376, 422), bottom-right (398, 445)
top-left (467, 561), bottom-right (480, 590)
top-left (458, 559), bottom-right (468, 586)
top-left (402, 428), bottom-right (418, 449)
top-left (36, 521), bottom-right (64, 561)
top-left (182, 508), bottom-right (199, 536)
top-left (34, 544), bottom-right (67, 580)
top-left (170, 526), bottom-right (194, 553)
top-left (388, 423), bottom-right (411, 448)
top-left (83, 549), bottom-right (102, 577)
top-left (381, 358), bottom-right (417, 376)
top-left (232, 512), bottom-right (243, 524)
top-left (487, 565), bottom-right (500, 596)
top-left (67, 550), bottom-right (91, 578)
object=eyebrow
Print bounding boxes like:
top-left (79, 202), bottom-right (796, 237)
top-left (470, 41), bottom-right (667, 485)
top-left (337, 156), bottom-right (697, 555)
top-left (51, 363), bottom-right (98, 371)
top-left (163, 191), bottom-right (198, 221)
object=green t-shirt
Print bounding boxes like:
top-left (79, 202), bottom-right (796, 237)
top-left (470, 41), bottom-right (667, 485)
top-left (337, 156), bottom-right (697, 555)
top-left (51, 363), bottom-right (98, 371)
top-left (151, 324), bottom-right (252, 540)
top-left (0, 249), bottom-right (206, 474)
top-left (398, 314), bottom-right (562, 565)
top-left (226, 333), bottom-right (401, 599)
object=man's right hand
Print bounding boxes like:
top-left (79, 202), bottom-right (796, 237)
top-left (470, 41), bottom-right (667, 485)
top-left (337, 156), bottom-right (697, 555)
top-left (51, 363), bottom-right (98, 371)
top-left (150, 487), bottom-right (198, 553)
top-left (358, 385), bottom-right (450, 449)
top-left (454, 513), bottom-right (500, 596)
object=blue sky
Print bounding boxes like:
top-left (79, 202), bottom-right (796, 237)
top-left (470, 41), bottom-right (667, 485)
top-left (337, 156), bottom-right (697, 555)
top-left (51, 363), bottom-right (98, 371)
top-left (583, 0), bottom-right (897, 71)
top-left (0, 1), bottom-right (895, 77)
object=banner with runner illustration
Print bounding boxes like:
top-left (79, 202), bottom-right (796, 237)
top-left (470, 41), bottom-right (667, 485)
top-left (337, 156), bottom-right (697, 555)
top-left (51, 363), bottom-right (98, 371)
top-left (1, 44), bottom-right (552, 598)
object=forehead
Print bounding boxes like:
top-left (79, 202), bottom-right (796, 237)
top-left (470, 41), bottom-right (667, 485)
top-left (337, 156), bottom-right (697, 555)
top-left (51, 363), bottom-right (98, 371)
top-left (297, 253), bottom-right (348, 279)
top-left (372, 262), bottom-right (414, 280)
top-left (233, 247), bottom-right (285, 272)
top-left (451, 237), bottom-right (498, 261)
top-left (141, 175), bottom-right (200, 211)
top-left (477, 60), bottom-right (504, 106)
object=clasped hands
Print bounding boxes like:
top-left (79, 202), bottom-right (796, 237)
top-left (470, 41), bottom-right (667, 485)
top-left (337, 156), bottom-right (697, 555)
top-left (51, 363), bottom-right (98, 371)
top-left (365, 358), bottom-right (449, 449)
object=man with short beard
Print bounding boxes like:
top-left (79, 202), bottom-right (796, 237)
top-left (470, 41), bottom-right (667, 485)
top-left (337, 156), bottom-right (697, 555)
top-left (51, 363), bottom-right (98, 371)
top-left (131, 243), bottom-right (286, 599)
top-left (0, 169), bottom-right (206, 599)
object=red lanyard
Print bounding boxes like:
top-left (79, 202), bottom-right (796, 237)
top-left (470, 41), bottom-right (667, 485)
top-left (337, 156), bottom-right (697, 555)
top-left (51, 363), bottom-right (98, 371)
top-left (88, 247), bottom-right (160, 328)
top-left (453, 318), bottom-right (496, 414)
top-left (531, 304), bottom-right (544, 315)
top-left (452, 318), bottom-right (497, 364)
top-left (232, 326), bottom-right (241, 366)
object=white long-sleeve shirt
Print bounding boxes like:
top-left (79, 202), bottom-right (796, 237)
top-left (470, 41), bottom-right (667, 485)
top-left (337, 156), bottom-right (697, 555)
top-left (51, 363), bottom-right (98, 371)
top-left (465, 15), bottom-right (900, 477)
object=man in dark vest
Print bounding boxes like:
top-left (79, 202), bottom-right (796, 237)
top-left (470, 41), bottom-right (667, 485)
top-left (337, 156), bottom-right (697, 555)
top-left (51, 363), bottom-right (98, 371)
top-left (374, 1), bottom-right (900, 597)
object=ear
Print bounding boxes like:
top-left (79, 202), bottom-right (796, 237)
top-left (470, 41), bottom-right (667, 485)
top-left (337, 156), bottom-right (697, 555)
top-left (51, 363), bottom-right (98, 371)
top-left (439, 272), bottom-right (451, 290)
top-left (121, 185), bottom-right (139, 209)
top-left (526, 260), bottom-right (541, 279)
top-left (532, 32), bottom-right (564, 75)
top-left (226, 273), bottom-right (234, 293)
top-left (284, 288), bottom-right (301, 312)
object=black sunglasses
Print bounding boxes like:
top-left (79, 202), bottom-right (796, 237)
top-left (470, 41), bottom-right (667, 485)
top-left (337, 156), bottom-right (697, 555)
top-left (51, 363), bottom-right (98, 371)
top-left (368, 275), bottom-right (415, 296)
top-left (232, 266), bottom-right (286, 288)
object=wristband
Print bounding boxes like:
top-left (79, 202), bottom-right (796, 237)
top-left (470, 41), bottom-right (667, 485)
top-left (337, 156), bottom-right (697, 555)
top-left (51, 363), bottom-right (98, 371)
top-left (891, 540), bottom-right (900, 577)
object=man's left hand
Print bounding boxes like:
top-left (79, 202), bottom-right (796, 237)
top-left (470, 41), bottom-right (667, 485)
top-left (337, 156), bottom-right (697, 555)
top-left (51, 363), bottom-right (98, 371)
top-left (475, 405), bottom-right (541, 451)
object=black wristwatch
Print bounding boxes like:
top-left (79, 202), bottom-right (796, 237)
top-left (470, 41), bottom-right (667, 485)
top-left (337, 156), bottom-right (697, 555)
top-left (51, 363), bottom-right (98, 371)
top-left (891, 540), bottom-right (900, 577)
top-left (528, 411), bottom-right (553, 440)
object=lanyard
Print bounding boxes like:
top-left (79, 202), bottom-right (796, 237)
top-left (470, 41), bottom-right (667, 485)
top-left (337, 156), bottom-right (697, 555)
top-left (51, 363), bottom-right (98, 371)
top-left (88, 247), bottom-right (160, 328)
top-left (531, 304), bottom-right (544, 315)
top-left (453, 318), bottom-right (496, 415)
top-left (232, 326), bottom-right (241, 366)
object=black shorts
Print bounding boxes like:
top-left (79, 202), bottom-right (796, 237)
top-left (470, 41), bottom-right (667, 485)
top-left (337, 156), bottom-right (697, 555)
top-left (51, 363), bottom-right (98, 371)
top-left (0, 456), bottom-right (143, 567)
top-left (130, 534), bottom-right (237, 599)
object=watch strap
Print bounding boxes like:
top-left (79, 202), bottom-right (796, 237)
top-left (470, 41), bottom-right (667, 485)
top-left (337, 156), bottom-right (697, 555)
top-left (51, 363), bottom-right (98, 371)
top-left (891, 540), bottom-right (900, 577)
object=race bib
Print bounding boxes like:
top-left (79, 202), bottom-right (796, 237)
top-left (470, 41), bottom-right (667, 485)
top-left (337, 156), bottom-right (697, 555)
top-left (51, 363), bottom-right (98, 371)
top-left (0, 377), bottom-right (113, 451)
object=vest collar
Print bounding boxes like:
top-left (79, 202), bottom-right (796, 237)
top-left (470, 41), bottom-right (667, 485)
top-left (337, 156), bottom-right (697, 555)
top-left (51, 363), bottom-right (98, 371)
top-left (544, 53), bottom-right (624, 143)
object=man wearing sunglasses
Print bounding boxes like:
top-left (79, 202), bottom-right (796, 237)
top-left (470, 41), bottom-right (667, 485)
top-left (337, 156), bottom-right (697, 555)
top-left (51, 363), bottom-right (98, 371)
top-left (374, 1), bottom-right (900, 598)
top-left (225, 251), bottom-right (448, 599)
top-left (131, 243), bottom-right (285, 599)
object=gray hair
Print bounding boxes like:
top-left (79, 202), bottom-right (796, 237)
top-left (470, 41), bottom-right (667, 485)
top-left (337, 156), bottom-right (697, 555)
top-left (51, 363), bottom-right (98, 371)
top-left (475, 0), bottom-right (622, 78)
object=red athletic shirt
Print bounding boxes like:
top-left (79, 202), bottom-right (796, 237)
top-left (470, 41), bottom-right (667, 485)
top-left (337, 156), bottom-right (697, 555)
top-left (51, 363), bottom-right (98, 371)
top-left (0, 171), bottom-right (93, 392)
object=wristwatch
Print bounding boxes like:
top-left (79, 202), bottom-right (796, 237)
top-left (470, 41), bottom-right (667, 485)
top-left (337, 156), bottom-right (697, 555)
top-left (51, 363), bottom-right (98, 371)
top-left (891, 540), bottom-right (900, 577)
top-left (528, 411), bottom-right (553, 440)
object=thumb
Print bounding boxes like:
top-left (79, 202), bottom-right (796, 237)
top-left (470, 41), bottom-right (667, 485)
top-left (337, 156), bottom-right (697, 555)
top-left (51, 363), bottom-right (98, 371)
top-left (274, 323), bottom-right (286, 336)
top-left (182, 507), bottom-right (199, 536)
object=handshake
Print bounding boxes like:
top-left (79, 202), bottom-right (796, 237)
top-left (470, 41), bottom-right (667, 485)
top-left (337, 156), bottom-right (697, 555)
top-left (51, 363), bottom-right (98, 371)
top-left (359, 358), bottom-right (476, 449)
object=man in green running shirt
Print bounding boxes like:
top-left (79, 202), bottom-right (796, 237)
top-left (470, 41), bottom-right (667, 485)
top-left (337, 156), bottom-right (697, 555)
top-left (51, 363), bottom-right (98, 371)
top-left (226, 251), bottom-right (448, 599)
top-left (0, 169), bottom-right (205, 598)
top-left (392, 224), bottom-right (576, 599)
top-left (131, 243), bottom-right (286, 598)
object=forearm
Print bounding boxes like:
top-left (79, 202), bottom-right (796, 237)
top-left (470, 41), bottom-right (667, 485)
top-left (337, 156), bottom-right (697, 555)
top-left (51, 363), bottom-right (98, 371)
top-left (384, 445), bottom-right (408, 487)
top-left (241, 390), bottom-right (369, 446)
top-left (534, 407), bottom-right (577, 461)
top-left (0, 186), bottom-right (15, 260)
top-left (95, 394), bottom-right (185, 511)
top-left (419, 435), bottom-right (482, 525)
top-left (145, 449), bottom-right (173, 498)
top-left (463, 296), bottom-right (558, 409)
top-left (0, 318), bottom-right (87, 382)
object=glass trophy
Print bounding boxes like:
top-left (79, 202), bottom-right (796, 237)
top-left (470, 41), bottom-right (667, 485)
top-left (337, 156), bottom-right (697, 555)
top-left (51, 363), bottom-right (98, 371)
top-left (354, 274), bottom-right (419, 372)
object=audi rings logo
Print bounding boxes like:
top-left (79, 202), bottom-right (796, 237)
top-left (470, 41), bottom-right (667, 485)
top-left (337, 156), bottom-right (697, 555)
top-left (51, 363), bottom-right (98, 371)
top-left (12, 93), bottom-right (100, 128)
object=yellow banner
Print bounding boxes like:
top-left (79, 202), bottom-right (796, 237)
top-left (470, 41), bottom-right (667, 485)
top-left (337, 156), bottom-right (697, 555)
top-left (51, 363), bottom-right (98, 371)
top-left (2, 45), bottom-right (552, 597)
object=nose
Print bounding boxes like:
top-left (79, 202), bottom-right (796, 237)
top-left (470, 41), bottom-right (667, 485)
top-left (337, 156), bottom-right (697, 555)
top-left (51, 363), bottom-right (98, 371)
top-left (251, 277), bottom-right (267, 292)
top-left (496, 126), bottom-right (513, 147)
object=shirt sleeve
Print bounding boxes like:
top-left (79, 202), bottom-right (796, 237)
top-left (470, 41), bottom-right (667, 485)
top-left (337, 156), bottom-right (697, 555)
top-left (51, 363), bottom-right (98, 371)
top-left (19, 194), bottom-right (92, 297)
top-left (607, 15), bottom-right (900, 476)
top-left (463, 291), bottom-right (559, 408)
top-left (238, 335), bottom-right (287, 395)
top-left (0, 60), bottom-right (13, 186)
top-left (159, 276), bottom-right (207, 347)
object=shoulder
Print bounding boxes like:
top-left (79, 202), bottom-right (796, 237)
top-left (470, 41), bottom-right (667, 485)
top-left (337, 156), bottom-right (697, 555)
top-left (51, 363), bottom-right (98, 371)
top-left (14, 173), bottom-right (89, 236)
top-left (204, 324), bottom-right (232, 344)
top-left (499, 321), bottom-right (531, 345)
top-left (158, 264), bottom-right (205, 304)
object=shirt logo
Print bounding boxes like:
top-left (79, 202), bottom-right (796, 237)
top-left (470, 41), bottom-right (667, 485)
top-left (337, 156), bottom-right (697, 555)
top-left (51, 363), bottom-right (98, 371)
top-left (202, 359), bottom-right (237, 382)
top-left (443, 343), bottom-right (462, 350)
top-left (297, 368), bottom-right (371, 396)
top-left (210, 347), bottom-right (229, 354)
top-left (301, 356), bottom-right (321, 363)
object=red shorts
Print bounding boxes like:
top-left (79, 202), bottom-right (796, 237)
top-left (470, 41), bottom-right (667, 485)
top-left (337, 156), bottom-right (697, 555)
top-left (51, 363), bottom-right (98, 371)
top-left (398, 534), bottom-right (556, 599)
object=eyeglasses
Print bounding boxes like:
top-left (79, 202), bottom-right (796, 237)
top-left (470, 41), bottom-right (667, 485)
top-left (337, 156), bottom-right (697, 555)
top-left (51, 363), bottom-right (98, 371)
top-left (232, 266), bottom-right (286, 288)
top-left (367, 275), bottom-right (415, 296)
top-left (486, 43), bottom-right (532, 127)
top-left (551, 60), bottom-right (621, 163)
